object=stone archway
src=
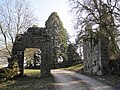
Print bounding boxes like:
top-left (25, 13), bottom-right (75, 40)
top-left (8, 27), bottom-right (52, 77)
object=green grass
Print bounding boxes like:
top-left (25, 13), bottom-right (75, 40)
top-left (0, 66), bottom-right (3, 68)
top-left (62, 63), bottom-right (84, 71)
top-left (0, 69), bottom-right (54, 90)
top-left (0, 64), bottom-right (83, 90)
top-left (24, 69), bottom-right (40, 76)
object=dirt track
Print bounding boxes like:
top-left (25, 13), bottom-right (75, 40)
top-left (52, 69), bottom-right (114, 90)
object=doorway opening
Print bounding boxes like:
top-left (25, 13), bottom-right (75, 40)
top-left (24, 48), bottom-right (41, 77)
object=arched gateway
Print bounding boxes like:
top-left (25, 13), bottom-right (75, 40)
top-left (8, 27), bottom-right (52, 77)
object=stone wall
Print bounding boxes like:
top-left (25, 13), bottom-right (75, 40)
top-left (83, 37), bottom-right (102, 75)
top-left (83, 3), bottom-right (112, 75)
top-left (7, 27), bottom-right (52, 77)
top-left (83, 34), bottom-right (109, 75)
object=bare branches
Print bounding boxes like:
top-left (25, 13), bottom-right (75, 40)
top-left (69, 0), bottom-right (120, 34)
top-left (0, 0), bottom-right (38, 56)
top-left (0, 24), bottom-right (11, 56)
top-left (69, 0), bottom-right (120, 55)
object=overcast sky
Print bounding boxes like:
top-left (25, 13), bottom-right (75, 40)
top-left (30, 0), bottom-right (75, 42)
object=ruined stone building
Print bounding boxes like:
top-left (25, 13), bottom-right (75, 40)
top-left (83, 4), bottom-right (115, 75)
top-left (8, 27), bottom-right (52, 77)
top-left (83, 23), bottom-right (111, 75)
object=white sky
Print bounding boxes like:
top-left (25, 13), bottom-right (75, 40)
top-left (30, 0), bottom-right (76, 42)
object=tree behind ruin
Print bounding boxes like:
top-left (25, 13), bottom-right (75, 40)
top-left (0, 0), bottom-right (38, 56)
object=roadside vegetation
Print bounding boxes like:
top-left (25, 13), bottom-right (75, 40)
top-left (62, 63), bottom-right (84, 71)
top-left (0, 64), bottom-right (83, 90)
top-left (24, 69), bottom-right (40, 77)
top-left (0, 69), bottom-right (54, 90)
top-left (1, 63), bottom-right (119, 89)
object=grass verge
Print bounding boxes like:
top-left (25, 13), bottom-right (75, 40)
top-left (24, 69), bottom-right (40, 76)
top-left (0, 69), bottom-right (54, 90)
top-left (0, 64), bottom-right (84, 90)
top-left (62, 63), bottom-right (84, 71)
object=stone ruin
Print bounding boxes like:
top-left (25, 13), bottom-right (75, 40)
top-left (83, 27), bottom-right (109, 75)
top-left (8, 27), bottom-right (52, 77)
top-left (83, 3), bottom-right (112, 75)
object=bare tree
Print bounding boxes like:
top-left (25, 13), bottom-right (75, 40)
top-left (0, 0), bottom-right (38, 56)
top-left (70, 0), bottom-right (120, 56)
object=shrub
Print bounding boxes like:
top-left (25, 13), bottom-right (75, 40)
top-left (0, 67), bottom-right (19, 82)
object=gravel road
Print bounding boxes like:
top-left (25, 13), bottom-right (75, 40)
top-left (52, 69), bottom-right (114, 90)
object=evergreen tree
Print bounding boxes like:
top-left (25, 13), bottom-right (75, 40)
top-left (45, 12), bottom-right (68, 67)
top-left (67, 43), bottom-right (81, 66)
